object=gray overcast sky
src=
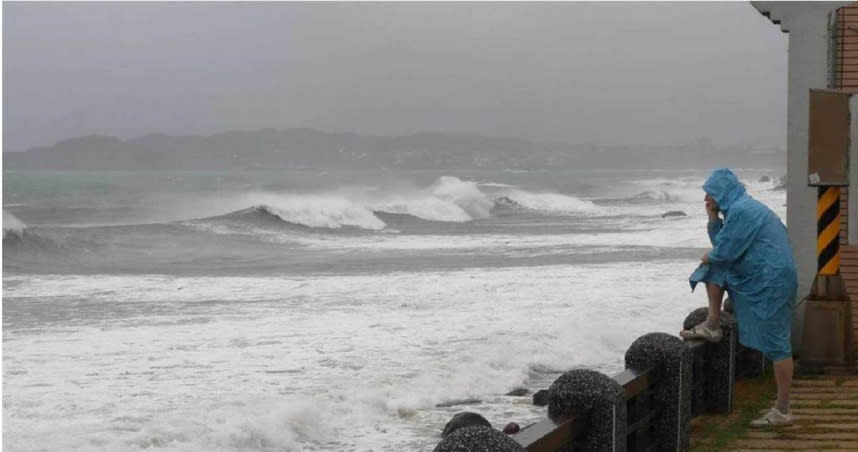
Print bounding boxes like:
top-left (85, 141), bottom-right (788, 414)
top-left (3, 2), bottom-right (787, 151)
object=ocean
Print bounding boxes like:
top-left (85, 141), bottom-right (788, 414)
top-left (2, 167), bottom-right (786, 451)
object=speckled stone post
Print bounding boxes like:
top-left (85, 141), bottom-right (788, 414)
top-left (441, 412), bottom-right (492, 437)
top-left (433, 425), bottom-right (526, 452)
top-left (547, 369), bottom-right (626, 452)
top-left (735, 343), bottom-right (767, 379)
top-left (687, 301), bottom-right (767, 380)
top-left (682, 307), bottom-right (737, 414)
top-left (625, 332), bottom-right (692, 452)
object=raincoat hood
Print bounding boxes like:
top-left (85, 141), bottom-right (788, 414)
top-left (703, 168), bottom-right (746, 212)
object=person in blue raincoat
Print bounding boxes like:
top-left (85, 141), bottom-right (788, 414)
top-left (682, 168), bottom-right (798, 427)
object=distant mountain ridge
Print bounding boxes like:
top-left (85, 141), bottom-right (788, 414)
top-left (3, 128), bottom-right (785, 170)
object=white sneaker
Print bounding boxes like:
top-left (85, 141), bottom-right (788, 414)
top-left (750, 407), bottom-right (792, 428)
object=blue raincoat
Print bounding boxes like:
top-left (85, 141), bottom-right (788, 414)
top-left (689, 168), bottom-right (798, 360)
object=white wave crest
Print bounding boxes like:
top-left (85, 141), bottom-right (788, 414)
top-left (372, 197), bottom-right (474, 222)
top-left (429, 176), bottom-right (494, 219)
top-left (624, 177), bottom-right (704, 204)
top-left (477, 182), bottom-right (515, 188)
top-left (631, 190), bottom-right (677, 202)
top-left (501, 189), bottom-right (601, 215)
top-left (195, 176), bottom-right (598, 229)
top-left (260, 197), bottom-right (386, 230)
top-left (370, 176), bottom-right (495, 222)
top-left (3, 210), bottom-right (27, 238)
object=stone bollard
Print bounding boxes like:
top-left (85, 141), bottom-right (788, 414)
top-left (625, 333), bottom-right (693, 452)
top-left (441, 412), bottom-right (492, 437)
top-left (433, 425), bottom-right (526, 452)
top-left (682, 307), bottom-right (737, 414)
top-left (723, 297), bottom-right (734, 313)
top-left (736, 343), bottom-right (767, 380)
top-left (547, 369), bottom-right (626, 452)
top-left (532, 389), bottom-right (549, 406)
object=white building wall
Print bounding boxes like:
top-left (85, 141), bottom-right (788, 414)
top-left (752, 2), bottom-right (848, 353)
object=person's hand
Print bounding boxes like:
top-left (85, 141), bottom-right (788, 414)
top-left (701, 252), bottom-right (710, 265)
top-left (705, 197), bottom-right (719, 221)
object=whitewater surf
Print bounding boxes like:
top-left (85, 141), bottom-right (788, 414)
top-left (3, 168), bottom-right (785, 451)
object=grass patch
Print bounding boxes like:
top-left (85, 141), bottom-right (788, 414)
top-left (690, 372), bottom-right (777, 451)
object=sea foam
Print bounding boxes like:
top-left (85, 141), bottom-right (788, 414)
top-left (3, 261), bottom-right (701, 451)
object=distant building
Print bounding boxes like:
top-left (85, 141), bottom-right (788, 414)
top-left (752, 2), bottom-right (856, 357)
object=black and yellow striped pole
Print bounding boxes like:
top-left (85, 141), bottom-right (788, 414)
top-left (806, 183), bottom-right (851, 362)
top-left (817, 186), bottom-right (841, 276)
top-left (810, 185), bottom-right (846, 300)
top-left (802, 88), bottom-right (854, 365)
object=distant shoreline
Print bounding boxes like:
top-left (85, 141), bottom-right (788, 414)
top-left (3, 128), bottom-right (786, 171)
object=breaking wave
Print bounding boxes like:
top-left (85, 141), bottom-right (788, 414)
top-left (630, 190), bottom-right (677, 202)
top-left (499, 189), bottom-right (600, 215)
top-left (3, 210), bottom-right (27, 239)
top-left (256, 197), bottom-right (387, 231)
top-left (189, 176), bottom-right (602, 232)
top-left (368, 176), bottom-right (495, 223)
top-left (196, 205), bottom-right (384, 232)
